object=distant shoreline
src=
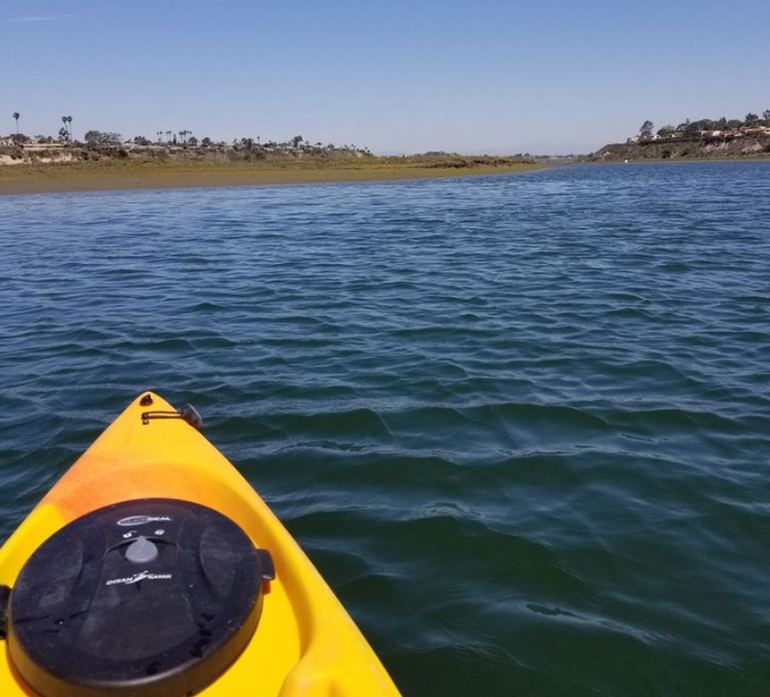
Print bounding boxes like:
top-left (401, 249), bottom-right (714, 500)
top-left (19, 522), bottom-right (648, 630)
top-left (579, 157), bottom-right (770, 166)
top-left (0, 159), bottom-right (543, 196)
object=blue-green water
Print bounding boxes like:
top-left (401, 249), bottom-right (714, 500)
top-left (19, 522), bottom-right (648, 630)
top-left (1, 162), bottom-right (769, 696)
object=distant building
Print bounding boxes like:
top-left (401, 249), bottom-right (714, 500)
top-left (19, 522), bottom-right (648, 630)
top-left (23, 142), bottom-right (65, 150)
top-left (740, 126), bottom-right (770, 136)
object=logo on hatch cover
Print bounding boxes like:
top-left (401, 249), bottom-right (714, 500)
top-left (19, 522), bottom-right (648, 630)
top-left (117, 515), bottom-right (172, 527)
top-left (106, 570), bottom-right (173, 586)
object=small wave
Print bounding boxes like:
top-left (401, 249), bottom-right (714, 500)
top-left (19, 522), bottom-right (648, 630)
top-left (261, 407), bottom-right (394, 442)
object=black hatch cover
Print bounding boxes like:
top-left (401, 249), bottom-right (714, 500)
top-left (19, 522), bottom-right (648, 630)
top-left (7, 498), bottom-right (274, 697)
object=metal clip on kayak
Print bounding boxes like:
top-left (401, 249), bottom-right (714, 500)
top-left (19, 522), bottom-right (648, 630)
top-left (141, 403), bottom-right (203, 429)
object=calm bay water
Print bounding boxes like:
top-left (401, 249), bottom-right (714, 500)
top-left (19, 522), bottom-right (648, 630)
top-left (1, 162), bottom-right (769, 696)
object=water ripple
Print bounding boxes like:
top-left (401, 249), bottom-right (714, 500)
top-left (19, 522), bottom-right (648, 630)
top-left (1, 162), bottom-right (770, 696)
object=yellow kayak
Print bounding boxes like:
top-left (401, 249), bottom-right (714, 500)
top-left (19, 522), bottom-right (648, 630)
top-left (0, 392), bottom-right (401, 697)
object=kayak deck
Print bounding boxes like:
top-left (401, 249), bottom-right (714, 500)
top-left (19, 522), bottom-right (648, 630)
top-left (0, 392), bottom-right (400, 696)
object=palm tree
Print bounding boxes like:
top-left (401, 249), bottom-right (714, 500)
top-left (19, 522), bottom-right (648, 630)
top-left (61, 115), bottom-right (73, 140)
top-left (165, 130), bottom-right (172, 144)
top-left (12, 112), bottom-right (20, 134)
top-left (65, 115), bottom-right (73, 139)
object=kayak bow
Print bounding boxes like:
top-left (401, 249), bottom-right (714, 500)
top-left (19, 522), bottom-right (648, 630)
top-left (0, 392), bottom-right (401, 697)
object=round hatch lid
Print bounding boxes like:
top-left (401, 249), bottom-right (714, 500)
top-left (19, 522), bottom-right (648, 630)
top-left (8, 498), bottom-right (274, 697)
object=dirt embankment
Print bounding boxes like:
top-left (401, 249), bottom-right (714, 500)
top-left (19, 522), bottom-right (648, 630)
top-left (0, 144), bottom-right (534, 170)
top-left (0, 144), bottom-right (346, 166)
top-left (588, 135), bottom-right (770, 161)
top-left (0, 149), bottom-right (539, 196)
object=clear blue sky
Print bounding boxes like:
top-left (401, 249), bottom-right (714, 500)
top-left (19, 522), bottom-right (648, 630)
top-left (2, 0), bottom-right (768, 154)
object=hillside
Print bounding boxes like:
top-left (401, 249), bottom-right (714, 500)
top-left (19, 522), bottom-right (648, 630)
top-left (589, 124), bottom-right (770, 162)
top-left (0, 141), bottom-right (371, 167)
top-left (0, 144), bottom-right (538, 195)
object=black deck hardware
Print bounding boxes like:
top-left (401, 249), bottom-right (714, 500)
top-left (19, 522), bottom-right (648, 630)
top-left (141, 403), bottom-right (203, 429)
top-left (6, 498), bottom-right (274, 697)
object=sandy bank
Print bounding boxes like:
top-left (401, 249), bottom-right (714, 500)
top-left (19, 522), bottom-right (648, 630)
top-left (0, 160), bottom-right (541, 196)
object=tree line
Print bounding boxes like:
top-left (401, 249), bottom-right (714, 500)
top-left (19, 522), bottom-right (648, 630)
top-left (7, 112), bottom-right (74, 142)
top-left (5, 114), bottom-right (368, 155)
